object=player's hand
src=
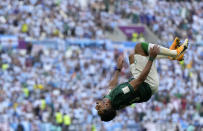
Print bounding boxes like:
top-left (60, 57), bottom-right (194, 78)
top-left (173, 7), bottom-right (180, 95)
top-left (117, 55), bottom-right (123, 69)
top-left (149, 45), bottom-right (160, 58)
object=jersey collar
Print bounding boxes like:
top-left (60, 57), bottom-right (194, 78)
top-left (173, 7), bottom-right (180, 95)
top-left (104, 95), bottom-right (112, 101)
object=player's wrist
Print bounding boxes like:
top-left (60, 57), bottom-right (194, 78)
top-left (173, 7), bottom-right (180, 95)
top-left (114, 67), bottom-right (121, 72)
top-left (149, 56), bottom-right (155, 61)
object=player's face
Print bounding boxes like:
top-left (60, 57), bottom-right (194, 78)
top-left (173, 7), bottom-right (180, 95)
top-left (95, 99), bottom-right (110, 115)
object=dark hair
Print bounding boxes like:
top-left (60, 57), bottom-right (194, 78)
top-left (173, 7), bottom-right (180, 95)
top-left (100, 108), bottom-right (117, 122)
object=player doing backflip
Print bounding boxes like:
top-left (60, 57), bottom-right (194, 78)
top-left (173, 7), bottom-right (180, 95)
top-left (95, 38), bottom-right (188, 122)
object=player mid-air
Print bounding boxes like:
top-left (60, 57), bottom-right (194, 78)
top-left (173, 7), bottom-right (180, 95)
top-left (95, 37), bottom-right (188, 122)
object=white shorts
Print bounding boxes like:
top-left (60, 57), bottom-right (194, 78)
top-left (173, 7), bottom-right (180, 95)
top-left (130, 54), bottom-right (159, 94)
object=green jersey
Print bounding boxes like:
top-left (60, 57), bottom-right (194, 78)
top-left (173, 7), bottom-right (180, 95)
top-left (104, 80), bottom-right (152, 110)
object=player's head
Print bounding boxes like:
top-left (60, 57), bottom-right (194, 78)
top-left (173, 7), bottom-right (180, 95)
top-left (95, 98), bottom-right (116, 122)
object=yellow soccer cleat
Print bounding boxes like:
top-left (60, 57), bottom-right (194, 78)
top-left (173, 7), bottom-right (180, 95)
top-left (170, 37), bottom-right (180, 50)
top-left (176, 53), bottom-right (184, 61)
top-left (169, 37), bottom-right (181, 60)
top-left (175, 39), bottom-right (188, 61)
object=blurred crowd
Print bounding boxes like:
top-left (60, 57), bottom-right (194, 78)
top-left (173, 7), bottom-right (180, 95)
top-left (0, 0), bottom-right (202, 43)
top-left (0, 0), bottom-right (121, 40)
top-left (115, 0), bottom-right (203, 43)
top-left (0, 43), bottom-right (202, 131)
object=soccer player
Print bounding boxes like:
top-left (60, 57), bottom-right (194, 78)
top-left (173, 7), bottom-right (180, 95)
top-left (95, 38), bottom-right (188, 122)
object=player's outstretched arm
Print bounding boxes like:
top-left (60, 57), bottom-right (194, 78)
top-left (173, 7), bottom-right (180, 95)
top-left (129, 45), bottom-right (159, 90)
top-left (108, 56), bottom-right (123, 89)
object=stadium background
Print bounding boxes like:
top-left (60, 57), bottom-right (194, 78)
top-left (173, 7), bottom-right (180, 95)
top-left (0, 0), bottom-right (202, 130)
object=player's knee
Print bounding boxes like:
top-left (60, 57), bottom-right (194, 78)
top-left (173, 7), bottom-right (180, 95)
top-left (134, 43), bottom-right (147, 56)
top-left (129, 54), bottom-right (134, 64)
top-left (134, 43), bottom-right (141, 53)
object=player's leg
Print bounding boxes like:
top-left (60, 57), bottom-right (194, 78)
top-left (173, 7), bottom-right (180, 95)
top-left (129, 54), bottom-right (134, 64)
top-left (134, 43), bottom-right (148, 57)
top-left (157, 37), bottom-right (181, 59)
top-left (130, 38), bottom-right (188, 94)
top-left (155, 37), bottom-right (185, 60)
top-left (149, 39), bottom-right (188, 58)
top-left (156, 55), bottom-right (169, 59)
top-left (134, 42), bottom-right (171, 57)
top-left (130, 43), bottom-right (171, 62)
top-left (138, 39), bottom-right (188, 59)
